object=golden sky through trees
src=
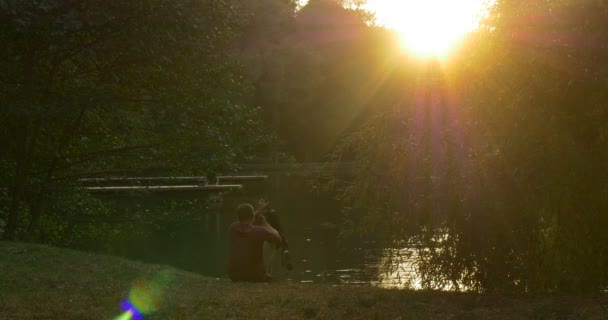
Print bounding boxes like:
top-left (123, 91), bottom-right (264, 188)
top-left (298, 0), bottom-right (490, 58)
top-left (365, 0), bottom-right (490, 57)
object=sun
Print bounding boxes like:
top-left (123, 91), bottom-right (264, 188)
top-left (367, 0), bottom-right (490, 58)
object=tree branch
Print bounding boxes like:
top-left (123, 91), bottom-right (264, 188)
top-left (33, 143), bottom-right (159, 176)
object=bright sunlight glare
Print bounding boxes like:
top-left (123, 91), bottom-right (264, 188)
top-left (366, 0), bottom-right (490, 58)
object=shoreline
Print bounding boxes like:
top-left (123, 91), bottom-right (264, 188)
top-left (1, 241), bottom-right (606, 319)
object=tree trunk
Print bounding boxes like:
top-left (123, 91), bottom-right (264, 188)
top-left (4, 121), bottom-right (31, 240)
top-left (25, 199), bottom-right (44, 240)
top-left (24, 101), bottom-right (88, 239)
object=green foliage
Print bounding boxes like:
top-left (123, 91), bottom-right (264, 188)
top-left (0, 0), bottom-right (270, 240)
top-left (32, 188), bottom-right (112, 249)
top-left (331, 0), bottom-right (608, 293)
top-left (238, 0), bottom-right (385, 161)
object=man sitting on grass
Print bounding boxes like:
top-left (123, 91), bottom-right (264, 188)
top-left (227, 201), bottom-right (281, 282)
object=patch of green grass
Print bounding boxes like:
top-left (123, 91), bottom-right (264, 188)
top-left (0, 241), bottom-right (606, 320)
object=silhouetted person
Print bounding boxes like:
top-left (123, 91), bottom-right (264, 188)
top-left (227, 202), bottom-right (280, 282)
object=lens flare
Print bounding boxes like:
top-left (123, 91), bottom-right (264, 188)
top-left (113, 309), bottom-right (134, 320)
top-left (113, 272), bottom-right (174, 320)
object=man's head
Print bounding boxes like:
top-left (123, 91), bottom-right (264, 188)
top-left (236, 203), bottom-right (255, 223)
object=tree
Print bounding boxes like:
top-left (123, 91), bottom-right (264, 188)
top-left (332, 0), bottom-right (608, 293)
top-left (262, 0), bottom-right (378, 161)
top-left (0, 0), bottom-right (266, 240)
top-left (234, 0), bottom-right (298, 161)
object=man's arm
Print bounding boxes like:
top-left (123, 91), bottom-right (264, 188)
top-left (256, 214), bottom-right (281, 244)
top-left (254, 198), bottom-right (269, 216)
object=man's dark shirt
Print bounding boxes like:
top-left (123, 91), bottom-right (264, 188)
top-left (227, 222), bottom-right (279, 281)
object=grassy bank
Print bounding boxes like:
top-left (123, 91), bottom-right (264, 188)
top-left (0, 241), bottom-right (606, 320)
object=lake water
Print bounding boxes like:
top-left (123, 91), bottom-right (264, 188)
top-left (94, 174), bottom-right (419, 289)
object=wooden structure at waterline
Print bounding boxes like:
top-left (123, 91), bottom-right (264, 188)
top-left (80, 175), bottom-right (268, 239)
top-left (80, 175), bottom-right (268, 192)
top-left (84, 184), bottom-right (243, 192)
